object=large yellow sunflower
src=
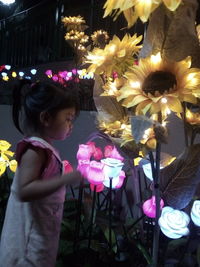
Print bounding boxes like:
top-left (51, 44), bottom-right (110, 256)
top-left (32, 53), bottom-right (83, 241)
top-left (85, 34), bottom-right (142, 77)
top-left (117, 53), bottom-right (200, 118)
top-left (103, 0), bottom-right (182, 28)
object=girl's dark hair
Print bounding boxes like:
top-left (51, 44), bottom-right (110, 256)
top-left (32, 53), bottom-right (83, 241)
top-left (12, 80), bottom-right (80, 134)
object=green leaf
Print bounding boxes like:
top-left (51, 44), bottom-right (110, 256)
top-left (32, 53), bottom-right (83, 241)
top-left (102, 226), bottom-right (117, 253)
top-left (160, 144), bottom-right (200, 209)
top-left (135, 241), bottom-right (152, 265)
top-left (131, 115), bottom-right (153, 144)
top-left (93, 74), bottom-right (127, 122)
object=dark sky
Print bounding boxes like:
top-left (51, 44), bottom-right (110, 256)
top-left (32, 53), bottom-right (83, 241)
top-left (0, 0), bottom-right (200, 23)
top-left (0, 0), bottom-right (92, 20)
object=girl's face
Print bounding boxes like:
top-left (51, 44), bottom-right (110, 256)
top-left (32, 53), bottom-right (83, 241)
top-left (45, 107), bottom-right (76, 141)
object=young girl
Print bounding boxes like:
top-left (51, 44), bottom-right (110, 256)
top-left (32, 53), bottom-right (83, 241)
top-left (0, 81), bottom-right (82, 267)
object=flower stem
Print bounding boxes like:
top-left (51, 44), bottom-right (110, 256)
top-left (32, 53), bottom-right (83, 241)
top-left (109, 177), bottom-right (113, 251)
top-left (182, 102), bottom-right (189, 147)
top-left (88, 185), bottom-right (97, 249)
top-left (152, 141), bottom-right (161, 267)
top-left (152, 112), bottom-right (162, 267)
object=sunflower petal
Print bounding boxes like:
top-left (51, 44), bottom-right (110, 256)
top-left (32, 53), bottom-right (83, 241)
top-left (0, 140), bottom-right (11, 152)
top-left (9, 160), bottom-right (17, 173)
top-left (162, 0), bottom-right (182, 11)
top-left (167, 97), bottom-right (183, 113)
top-left (123, 8), bottom-right (138, 28)
top-left (0, 161), bottom-right (7, 176)
top-left (126, 95), bottom-right (148, 108)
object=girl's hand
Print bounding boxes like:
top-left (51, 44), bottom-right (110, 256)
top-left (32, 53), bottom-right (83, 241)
top-left (63, 170), bottom-right (83, 185)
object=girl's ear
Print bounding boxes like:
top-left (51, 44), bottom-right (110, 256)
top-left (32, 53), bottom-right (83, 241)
top-left (40, 111), bottom-right (51, 127)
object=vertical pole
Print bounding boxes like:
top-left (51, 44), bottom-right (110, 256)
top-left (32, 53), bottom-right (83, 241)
top-left (88, 185), bottom-right (96, 249)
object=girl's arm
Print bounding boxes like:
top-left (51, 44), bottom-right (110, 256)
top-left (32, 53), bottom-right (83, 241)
top-left (17, 147), bottom-right (82, 202)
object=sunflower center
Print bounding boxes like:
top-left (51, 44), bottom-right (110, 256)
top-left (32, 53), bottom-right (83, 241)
top-left (142, 71), bottom-right (177, 96)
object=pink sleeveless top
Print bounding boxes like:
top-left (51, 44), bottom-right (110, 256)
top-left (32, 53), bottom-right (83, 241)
top-left (0, 137), bottom-right (67, 267)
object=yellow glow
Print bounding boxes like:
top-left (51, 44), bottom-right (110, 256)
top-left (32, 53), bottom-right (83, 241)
top-left (166, 108), bottom-right (171, 115)
top-left (109, 44), bottom-right (116, 53)
top-left (134, 157), bottom-right (142, 166)
top-left (130, 81), bottom-right (140, 88)
top-left (150, 53), bottom-right (162, 64)
top-left (121, 123), bottom-right (126, 129)
top-left (161, 97), bottom-right (168, 104)
top-left (2, 76), bottom-right (9, 81)
top-left (12, 72), bottom-right (17, 78)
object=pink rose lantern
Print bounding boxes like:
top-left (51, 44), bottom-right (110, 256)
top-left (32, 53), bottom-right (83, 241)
top-left (63, 160), bottom-right (73, 174)
top-left (90, 183), bottom-right (104, 192)
top-left (87, 161), bottom-right (105, 185)
top-left (142, 196), bottom-right (164, 218)
top-left (77, 159), bottom-right (90, 178)
top-left (77, 144), bottom-right (92, 160)
top-left (104, 145), bottom-right (124, 161)
top-left (115, 170), bottom-right (126, 189)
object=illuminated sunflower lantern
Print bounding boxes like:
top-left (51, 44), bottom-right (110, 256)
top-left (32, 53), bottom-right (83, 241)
top-left (86, 34), bottom-right (142, 77)
top-left (117, 53), bottom-right (200, 119)
top-left (91, 30), bottom-right (109, 47)
top-left (158, 206), bottom-right (190, 239)
top-left (103, 0), bottom-right (182, 28)
top-left (0, 140), bottom-right (17, 176)
top-left (191, 200), bottom-right (200, 227)
top-left (62, 15), bottom-right (86, 31)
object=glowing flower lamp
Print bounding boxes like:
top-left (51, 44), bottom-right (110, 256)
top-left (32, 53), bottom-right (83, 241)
top-left (52, 75), bottom-right (58, 82)
top-left (77, 159), bottom-right (90, 178)
top-left (45, 69), bottom-right (52, 78)
top-left (158, 206), bottom-right (190, 239)
top-left (12, 71), bottom-right (17, 78)
top-left (77, 144), bottom-right (92, 160)
top-left (114, 170), bottom-right (126, 189)
top-left (5, 65), bottom-right (11, 70)
top-left (101, 158), bottom-right (124, 188)
top-left (1, 72), bottom-right (7, 77)
top-left (87, 161), bottom-right (105, 185)
top-left (90, 183), bottom-right (104, 192)
top-left (72, 68), bottom-right (77, 75)
top-left (30, 69), bottom-right (37, 75)
top-left (101, 158), bottom-right (124, 178)
top-left (142, 196), bottom-right (164, 218)
top-left (0, 140), bottom-right (17, 176)
top-left (93, 147), bottom-right (103, 160)
top-left (117, 53), bottom-right (200, 118)
top-left (191, 200), bottom-right (200, 227)
top-left (0, 0), bottom-right (15, 5)
top-left (67, 72), bottom-right (72, 77)
top-left (104, 145), bottom-right (124, 161)
top-left (19, 71), bottom-right (24, 77)
top-left (63, 160), bottom-right (73, 174)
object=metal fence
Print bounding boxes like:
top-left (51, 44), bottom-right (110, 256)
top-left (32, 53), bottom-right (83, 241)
top-left (0, 0), bottom-right (144, 68)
